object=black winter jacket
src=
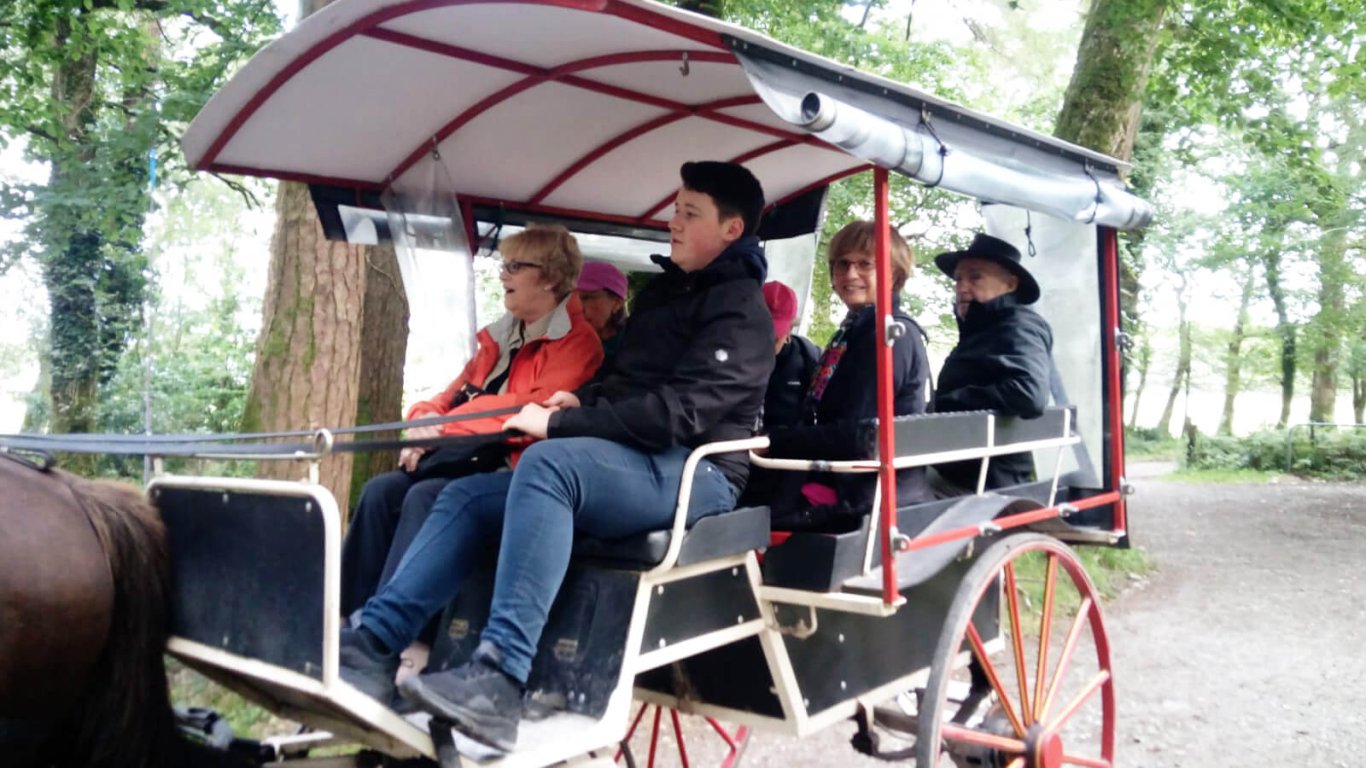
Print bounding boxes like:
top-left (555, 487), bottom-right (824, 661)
top-left (767, 302), bottom-right (934, 513)
top-left (934, 293), bottom-right (1053, 489)
top-left (763, 334), bottom-right (820, 431)
top-left (549, 238), bottom-right (774, 490)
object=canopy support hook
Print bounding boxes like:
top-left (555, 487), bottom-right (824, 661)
top-left (679, 51), bottom-right (690, 77)
top-left (1082, 161), bottom-right (1103, 224)
top-left (430, 136), bottom-right (442, 162)
top-left (1024, 210), bottom-right (1038, 258)
top-left (919, 108), bottom-right (948, 187)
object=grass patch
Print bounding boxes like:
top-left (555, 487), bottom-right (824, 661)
top-left (1168, 466), bottom-right (1278, 484)
top-left (167, 658), bottom-right (294, 740)
top-left (1011, 543), bottom-right (1154, 618)
top-left (1077, 544), bottom-right (1153, 600)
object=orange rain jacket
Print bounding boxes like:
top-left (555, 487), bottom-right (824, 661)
top-left (405, 294), bottom-right (604, 450)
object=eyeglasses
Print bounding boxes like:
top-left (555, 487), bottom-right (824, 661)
top-left (500, 260), bottom-right (543, 275)
top-left (832, 259), bottom-right (877, 274)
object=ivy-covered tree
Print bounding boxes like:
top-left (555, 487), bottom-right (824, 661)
top-left (0, 0), bottom-right (279, 466)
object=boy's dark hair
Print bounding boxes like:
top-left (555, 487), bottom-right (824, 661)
top-left (679, 161), bottom-right (765, 238)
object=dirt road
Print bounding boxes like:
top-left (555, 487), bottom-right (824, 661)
top-left (1110, 469), bottom-right (1366, 767)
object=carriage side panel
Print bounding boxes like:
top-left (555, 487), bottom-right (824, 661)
top-left (154, 484), bottom-right (327, 680)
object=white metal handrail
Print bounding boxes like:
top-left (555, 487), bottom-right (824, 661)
top-left (646, 436), bottom-right (771, 577)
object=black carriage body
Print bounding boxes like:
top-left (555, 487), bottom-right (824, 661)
top-left (636, 557), bottom-right (1000, 721)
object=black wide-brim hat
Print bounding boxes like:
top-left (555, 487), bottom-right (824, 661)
top-left (933, 233), bottom-right (1041, 305)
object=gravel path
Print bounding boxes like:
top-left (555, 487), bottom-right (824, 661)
top-left (1111, 471), bottom-right (1366, 767)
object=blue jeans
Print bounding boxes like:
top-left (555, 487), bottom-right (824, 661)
top-left (358, 437), bottom-right (738, 682)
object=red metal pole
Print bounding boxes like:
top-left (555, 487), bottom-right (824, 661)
top-left (872, 167), bottom-right (900, 605)
top-left (1100, 226), bottom-right (1127, 535)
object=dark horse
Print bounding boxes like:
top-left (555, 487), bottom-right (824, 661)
top-left (0, 450), bottom-right (251, 768)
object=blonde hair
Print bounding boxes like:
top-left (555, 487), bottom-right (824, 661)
top-left (826, 221), bottom-right (914, 294)
top-left (500, 225), bottom-right (583, 297)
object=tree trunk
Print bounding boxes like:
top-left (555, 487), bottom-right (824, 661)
top-left (242, 0), bottom-right (411, 520)
top-left (349, 244), bottom-right (409, 508)
top-left (1053, 0), bottom-right (1168, 162)
top-left (1217, 263), bottom-right (1255, 435)
top-left (44, 18), bottom-right (101, 445)
top-left (1126, 331), bottom-right (1150, 429)
top-left (1352, 340), bottom-right (1366, 424)
top-left (1154, 320), bottom-right (1189, 438)
top-left (1262, 250), bottom-right (1295, 428)
top-left (1053, 0), bottom-right (1167, 437)
top-left (1354, 373), bottom-right (1364, 425)
top-left (1155, 275), bottom-right (1190, 437)
top-left (242, 182), bottom-right (367, 514)
top-left (1300, 226), bottom-right (1344, 420)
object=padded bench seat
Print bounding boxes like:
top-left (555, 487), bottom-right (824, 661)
top-left (570, 505), bottom-right (770, 569)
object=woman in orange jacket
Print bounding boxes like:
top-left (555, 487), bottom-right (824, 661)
top-left (341, 225), bottom-right (604, 627)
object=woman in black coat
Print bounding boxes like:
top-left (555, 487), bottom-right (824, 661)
top-left (764, 221), bottom-right (934, 530)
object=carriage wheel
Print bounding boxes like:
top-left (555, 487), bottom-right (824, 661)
top-left (915, 533), bottom-right (1115, 768)
top-left (614, 703), bottom-right (751, 768)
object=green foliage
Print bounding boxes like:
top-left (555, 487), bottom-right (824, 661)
top-left (93, 290), bottom-right (255, 458)
top-left (1054, 0), bottom-right (1167, 158)
top-left (1186, 427), bottom-right (1366, 481)
top-left (1124, 426), bottom-right (1180, 460)
top-left (1128, 0), bottom-right (1365, 434)
top-left (666, 0), bottom-right (990, 346)
top-left (0, 0), bottom-right (280, 435)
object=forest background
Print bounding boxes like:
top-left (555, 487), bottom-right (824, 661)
top-left (1, 0), bottom-right (1363, 501)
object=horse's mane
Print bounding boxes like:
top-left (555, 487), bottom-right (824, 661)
top-left (47, 471), bottom-right (178, 768)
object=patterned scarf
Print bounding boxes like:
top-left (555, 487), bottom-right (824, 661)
top-left (803, 309), bottom-right (859, 422)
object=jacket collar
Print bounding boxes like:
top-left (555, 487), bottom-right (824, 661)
top-left (486, 293), bottom-right (580, 347)
top-left (843, 295), bottom-right (905, 325)
top-left (956, 292), bottom-right (1023, 334)
top-left (649, 236), bottom-right (768, 288)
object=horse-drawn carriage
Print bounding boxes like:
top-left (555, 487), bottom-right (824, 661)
top-left (1, 1), bottom-right (1150, 766)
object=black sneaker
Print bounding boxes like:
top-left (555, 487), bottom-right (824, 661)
top-left (338, 627), bottom-right (400, 705)
top-left (398, 640), bottom-right (524, 753)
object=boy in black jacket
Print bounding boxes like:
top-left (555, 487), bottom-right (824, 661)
top-left (338, 162), bottom-right (774, 753)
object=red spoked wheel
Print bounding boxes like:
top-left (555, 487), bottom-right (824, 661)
top-left (615, 703), bottom-right (751, 768)
top-left (916, 533), bottom-right (1115, 768)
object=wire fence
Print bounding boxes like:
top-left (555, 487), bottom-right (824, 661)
top-left (1283, 422), bottom-right (1366, 472)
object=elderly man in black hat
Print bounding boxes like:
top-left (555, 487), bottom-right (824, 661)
top-left (931, 232), bottom-right (1052, 493)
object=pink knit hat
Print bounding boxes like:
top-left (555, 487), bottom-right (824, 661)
top-left (577, 262), bottom-right (629, 299)
top-left (762, 281), bottom-right (799, 339)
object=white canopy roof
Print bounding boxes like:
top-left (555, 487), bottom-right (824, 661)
top-left (183, 0), bottom-right (1151, 230)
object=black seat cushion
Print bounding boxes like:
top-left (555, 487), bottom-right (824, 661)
top-left (571, 506), bottom-right (770, 569)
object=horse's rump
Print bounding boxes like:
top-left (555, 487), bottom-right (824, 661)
top-left (0, 452), bottom-right (181, 768)
top-left (0, 453), bottom-right (114, 718)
